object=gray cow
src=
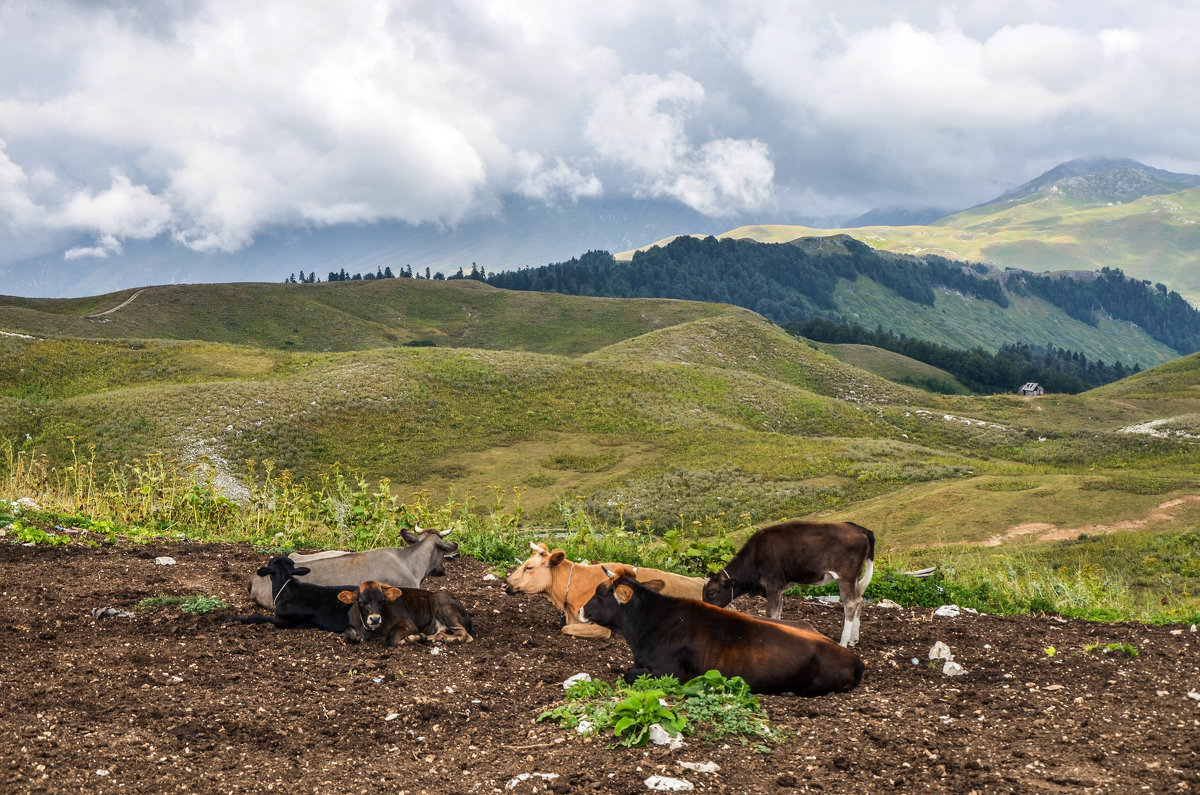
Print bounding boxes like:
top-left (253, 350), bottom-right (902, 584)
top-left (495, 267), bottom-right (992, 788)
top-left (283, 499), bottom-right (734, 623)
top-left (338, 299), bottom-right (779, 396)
top-left (247, 527), bottom-right (459, 610)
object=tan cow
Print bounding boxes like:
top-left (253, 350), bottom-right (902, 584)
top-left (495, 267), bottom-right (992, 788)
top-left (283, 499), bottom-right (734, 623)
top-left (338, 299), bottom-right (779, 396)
top-left (505, 542), bottom-right (704, 638)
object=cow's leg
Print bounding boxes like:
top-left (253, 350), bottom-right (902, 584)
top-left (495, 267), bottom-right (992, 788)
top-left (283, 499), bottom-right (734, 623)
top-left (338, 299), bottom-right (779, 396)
top-left (562, 623), bottom-right (612, 639)
top-left (765, 586), bottom-right (785, 619)
top-left (836, 578), bottom-right (863, 647)
top-left (385, 618), bottom-right (420, 646)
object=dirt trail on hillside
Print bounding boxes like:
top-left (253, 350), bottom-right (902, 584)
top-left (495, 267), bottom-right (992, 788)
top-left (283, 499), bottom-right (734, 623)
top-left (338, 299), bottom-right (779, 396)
top-left (85, 290), bottom-right (142, 318)
top-left (0, 533), bottom-right (1197, 793)
top-left (987, 495), bottom-right (1200, 546)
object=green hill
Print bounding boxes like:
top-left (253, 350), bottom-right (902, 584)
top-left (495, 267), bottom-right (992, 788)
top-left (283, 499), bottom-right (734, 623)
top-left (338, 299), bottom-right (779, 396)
top-left (696, 187), bottom-right (1200, 304)
top-left (0, 278), bottom-right (735, 356)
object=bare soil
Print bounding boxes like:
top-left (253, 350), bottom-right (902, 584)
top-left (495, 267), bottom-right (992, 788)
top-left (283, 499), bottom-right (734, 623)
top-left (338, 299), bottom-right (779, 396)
top-left (1, 534), bottom-right (1198, 794)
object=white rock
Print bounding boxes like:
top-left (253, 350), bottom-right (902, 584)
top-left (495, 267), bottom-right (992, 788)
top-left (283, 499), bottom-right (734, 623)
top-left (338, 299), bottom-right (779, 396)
top-left (154, 557), bottom-right (176, 566)
top-left (15, 497), bottom-right (40, 512)
top-left (934, 605), bottom-right (961, 618)
top-left (563, 673), bottom-right (592, 690)
top-left (645, 775), bottom-right (693, 791)
top-left (677, 761), bottom-right (720, 774)
top-left (942, 661), bottom-right (966, 676)
top-left (506, 773), bottom-right (559, 790)
top-left (385, 713), bottom-right (400, 721)
top-left (648, 724), bottom-right (683, 749)
top-left (576, 719), bottom-right (594, 734)
top-left (1187, 692), bottom-right (1200, 702)
top-left (929, 641), bottom-right (954, 662)
top-left (875, 598), bottom-right (902, 609)
top-left (482, 573), bottom-right (497, 581)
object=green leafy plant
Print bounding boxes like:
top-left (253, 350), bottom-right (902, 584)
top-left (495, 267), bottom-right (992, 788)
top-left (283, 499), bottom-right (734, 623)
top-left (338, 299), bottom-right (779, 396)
top-left (1084, 642), bottom-right (1139, 659)
top-left (9, 521), bottom-right (71, 546)
top-left (136, 594), bottom-right (230, 614)
top-left (611, 689), bottom-right (686, 747)
top-left (538, 671), bottom-right (779, 748)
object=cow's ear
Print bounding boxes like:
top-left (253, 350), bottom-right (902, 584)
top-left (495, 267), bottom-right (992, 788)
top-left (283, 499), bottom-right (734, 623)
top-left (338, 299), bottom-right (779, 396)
top-left (384, 587), bottom-right (403, 601)
top-left (401, 528), bottom-right (419, 544)
top-left (337, 590), bottom-right (357, 604)
top-left (548, 549), bottom-right (566, 567)
top-left (292, 566), bottom-right (311, 577)
top-left (256, 566), bottom-right (271, 576)
top-left (641, 579), bottom-right (666, 593)
top-left (614, 585), bottom-right (634, 604)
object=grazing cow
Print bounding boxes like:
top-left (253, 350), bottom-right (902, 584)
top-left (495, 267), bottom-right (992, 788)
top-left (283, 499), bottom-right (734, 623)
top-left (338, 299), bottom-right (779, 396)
top-left (505, 542), bottom-right (705, 639)
top-left (703, 520), bottom-right (875, 647)
top-left (247, 527), bottom-right (459, 609)
top-left (579, 566), bottom-right (863, 695)
top-left (338, 580), bottom-right (473, 645)
top-left (227, 556), bottom-right (352, 633)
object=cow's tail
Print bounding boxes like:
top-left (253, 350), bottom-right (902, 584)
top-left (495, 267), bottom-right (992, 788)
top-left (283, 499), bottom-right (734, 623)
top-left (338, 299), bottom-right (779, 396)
top-left (852, 524), bottom-right (876, 595)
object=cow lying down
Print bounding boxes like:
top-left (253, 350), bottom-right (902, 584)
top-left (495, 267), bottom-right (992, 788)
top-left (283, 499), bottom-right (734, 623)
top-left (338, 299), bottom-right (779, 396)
top-left (338, 580), bottom-right (473, 645)
top-left (505, 542), bottom-right (705, 639)
top-left (226, 556), bottom-right (352, 634)
top-left (247, 527), bottom-right (459, 609)
top-left (579, 565), bottom-right (864, 696)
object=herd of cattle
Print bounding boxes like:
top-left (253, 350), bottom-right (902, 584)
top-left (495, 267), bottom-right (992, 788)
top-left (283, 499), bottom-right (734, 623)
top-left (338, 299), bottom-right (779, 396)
top-left (228, 520), bottom-right (876, 697)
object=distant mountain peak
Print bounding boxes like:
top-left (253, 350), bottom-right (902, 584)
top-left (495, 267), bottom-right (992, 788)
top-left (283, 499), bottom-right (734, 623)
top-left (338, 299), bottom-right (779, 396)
top-left (989, 157), bottom-right (1200, 207)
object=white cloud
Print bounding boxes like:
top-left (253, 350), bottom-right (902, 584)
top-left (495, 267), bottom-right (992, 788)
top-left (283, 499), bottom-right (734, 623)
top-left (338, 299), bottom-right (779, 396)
top-left (2, 0), bottom-right (1200, 268)
top-left (512, 151), bottom-right (603, 204)
top-left (585, 71), bottom-right (775, 215)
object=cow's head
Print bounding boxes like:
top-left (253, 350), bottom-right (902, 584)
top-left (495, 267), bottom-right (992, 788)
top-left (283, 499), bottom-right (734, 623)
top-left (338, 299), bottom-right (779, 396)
top-left (257, 556), bottom-right (310, 580)
top-left (338, 580), bottom-right (402, 631)
top-left (505, 542), bottom-right (567, 595)
top-left (578, 566), bottom-right (663, 627)
top-left (401, 526), bottom-right (459, 577)
top-left (702, 569), bottom-right (734, 607)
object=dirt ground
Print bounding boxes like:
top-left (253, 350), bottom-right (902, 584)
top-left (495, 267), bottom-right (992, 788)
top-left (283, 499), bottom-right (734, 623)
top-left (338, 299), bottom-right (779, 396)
top-left (1, 534), bottom-right (1198, 794)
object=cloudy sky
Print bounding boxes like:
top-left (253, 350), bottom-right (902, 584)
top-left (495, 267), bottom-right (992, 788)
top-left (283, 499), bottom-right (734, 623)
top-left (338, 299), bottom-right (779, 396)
top-left (2, 0), bottom-right (1199, 271)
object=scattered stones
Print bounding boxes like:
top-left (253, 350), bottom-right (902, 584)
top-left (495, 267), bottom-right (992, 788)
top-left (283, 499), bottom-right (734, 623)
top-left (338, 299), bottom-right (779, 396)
top-left (929, 641), bottom-right (954, 662)
top-left (506, 772), bottom-right (559, 790)
top-left (91, 606), bottom-right (135, 619)
top-left (1187, 692), bottom-right (1200, 702)
top-left (649, 723), bottom-right (683, 749)
top-left (154, 556), bottom-right (176, 566)
top-left (644, 775), bottom-right (693, 791)
top-left (563, 673), bottom-right (591, 689)
top-left (875, 598), bottom-right (902, 609)
top-left (934, 605), bottom-right (961, 618)
top-left (678, 761), bottom-right (719, 774)
top-left (942, 661), bottom-right (966, 677)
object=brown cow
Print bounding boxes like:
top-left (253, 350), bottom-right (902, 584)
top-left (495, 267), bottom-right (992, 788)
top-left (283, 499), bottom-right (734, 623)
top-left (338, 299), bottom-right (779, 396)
top-left (505, 542), bottom-right (704, 639)
top-left (579, 566), bottom-right (864, 695)
top-left (337, 580), bottom-right (473, 645)
top-left (703, 520), bottom-right (875, 646)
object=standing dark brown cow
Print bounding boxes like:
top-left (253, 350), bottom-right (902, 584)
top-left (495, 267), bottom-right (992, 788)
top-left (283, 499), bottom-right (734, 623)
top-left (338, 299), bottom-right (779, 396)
top-left (703, 520), bottom-right (875, 647)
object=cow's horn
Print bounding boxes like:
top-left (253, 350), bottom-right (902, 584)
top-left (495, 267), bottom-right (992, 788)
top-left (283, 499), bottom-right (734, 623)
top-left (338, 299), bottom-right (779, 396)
top-left (439, 527), bottom-right (453, 537)
top-left (530, 542), bottom-right (542, 552)
top-left (601, 565), bottom-right (615, 579)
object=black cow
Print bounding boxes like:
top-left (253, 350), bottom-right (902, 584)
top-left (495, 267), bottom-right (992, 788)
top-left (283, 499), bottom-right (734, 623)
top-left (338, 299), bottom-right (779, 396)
top-left (703, 520), bottom-right (875, 646)
top-left (226, 556), bottom-right (351, 633)
top-left (580, 566), bottom-right (863, 696)
top-left (338, 580), bottom-right (473, 645)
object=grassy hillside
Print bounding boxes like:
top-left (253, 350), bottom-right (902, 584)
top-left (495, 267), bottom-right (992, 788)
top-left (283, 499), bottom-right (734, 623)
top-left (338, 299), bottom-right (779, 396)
top-left (693, 187), bottom-right (1200, 303)
top-left (816, 343), bottom-right (969, 394)
top-left (0, 279), bottom-right (736, 355)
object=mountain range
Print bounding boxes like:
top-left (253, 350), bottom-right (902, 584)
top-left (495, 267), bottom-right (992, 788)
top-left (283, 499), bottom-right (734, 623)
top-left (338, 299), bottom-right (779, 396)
top-left (5, 157), bottom-right (1200, 302)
